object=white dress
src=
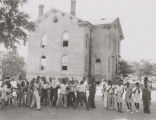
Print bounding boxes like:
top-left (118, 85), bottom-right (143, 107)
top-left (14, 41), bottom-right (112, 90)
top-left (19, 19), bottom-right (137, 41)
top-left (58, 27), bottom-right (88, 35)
top-left (133, 87), bottom-right (141, 103)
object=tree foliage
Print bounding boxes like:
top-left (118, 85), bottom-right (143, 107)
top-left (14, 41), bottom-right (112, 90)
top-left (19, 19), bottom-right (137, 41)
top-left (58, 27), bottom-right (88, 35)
top-left (130, 60), bottom-right (156, 76)
top-left (0, 0), bottom-right (35, 50)
top-left (140, 60), bottom-right (154, 76)
top-left (1, 52), bottom-right (26, 79)
top-left (118, 59), bottom-right (134, 78)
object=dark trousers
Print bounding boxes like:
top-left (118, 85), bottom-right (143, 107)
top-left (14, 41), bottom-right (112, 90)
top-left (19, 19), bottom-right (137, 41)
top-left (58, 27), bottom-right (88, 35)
top-left (68, 92), bottom-right (76, 107)
top-left (74, 92), bottom-right (89, 110)
top-left (88, 91), bottom-right (96, 108)
top-left (42, 89), bottom-right (48, 106)
top-left (143, 100), bottom-right (151, 113)
top-left (18, 93), bottom-right (25, 107)
top-left (50, 89), bottom-right (58, 107)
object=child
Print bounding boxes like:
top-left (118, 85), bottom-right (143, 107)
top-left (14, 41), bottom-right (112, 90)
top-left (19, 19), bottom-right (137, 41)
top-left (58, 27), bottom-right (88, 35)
top-left (107, 80), bottom-right (115, 110)
top-left (116, 80), bottom-right (124, 113)
top-left (133, 82), bottom-right (141, 112)
top-left (125, 82), bottom-right (133, 113)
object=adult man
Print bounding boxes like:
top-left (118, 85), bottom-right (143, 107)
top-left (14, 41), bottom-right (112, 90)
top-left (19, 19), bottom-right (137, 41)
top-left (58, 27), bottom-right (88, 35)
top-left (75, 80), bottom-right (89, 110)
top-left (88, 78), bottom-right (96, 109)
top-left (142, 77), bottom-right (151, 113)
top-left (50, 77), bottom-right (59, 107)
top-left (56, 79), bottom-right (68, 108)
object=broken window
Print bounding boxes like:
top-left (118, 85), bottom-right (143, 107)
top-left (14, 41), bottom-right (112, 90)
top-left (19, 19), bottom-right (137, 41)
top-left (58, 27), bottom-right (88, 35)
top-left (63, 32), bottom-right (69, 47)
top-left (41, 34), bottom-right (48, 48)
top-left (40, 55), bottom-right (46, 71)
top-left (62, 55), bottom-right (68, 71)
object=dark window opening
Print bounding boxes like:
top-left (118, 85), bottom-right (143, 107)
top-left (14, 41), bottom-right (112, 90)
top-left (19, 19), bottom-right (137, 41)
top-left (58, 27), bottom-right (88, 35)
top-left (96, 59), bottom-right (101, 63)
top-left (63, 41), bottom-right (68, 47)
top-left (41, 45), bottom-right (45, 48)
top-left (41, 56), bottom-right (46, 59)
top-left (41, 65), bottom-right (46, 70)
top-left (62, 66), bottom-right (67, 70)
top-left (53, 17), bottom-right (58, 23)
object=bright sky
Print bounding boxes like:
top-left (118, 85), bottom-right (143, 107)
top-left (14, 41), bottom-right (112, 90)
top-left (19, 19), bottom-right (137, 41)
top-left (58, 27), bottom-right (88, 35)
top-left (18, 0), bottom-right (156, 62)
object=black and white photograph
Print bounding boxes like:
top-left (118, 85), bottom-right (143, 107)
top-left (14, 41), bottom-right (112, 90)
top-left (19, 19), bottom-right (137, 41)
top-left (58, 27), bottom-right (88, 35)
top-left (0, 0), bottom-right (156, 120)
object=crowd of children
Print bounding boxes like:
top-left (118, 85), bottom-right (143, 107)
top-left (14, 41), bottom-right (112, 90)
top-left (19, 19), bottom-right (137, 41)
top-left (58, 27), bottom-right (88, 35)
top-left (0, 76), bottom-right (96, 111)
top-left (0, 76), bottom-right (152, 114)
top-left (102, 77), bottom-right (152, 114)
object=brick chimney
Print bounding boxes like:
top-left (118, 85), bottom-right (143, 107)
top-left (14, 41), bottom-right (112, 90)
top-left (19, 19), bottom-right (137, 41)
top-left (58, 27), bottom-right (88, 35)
top-left (70, 0), bottom-right (76, 16)
top-left (39, 4), bottom-right (44, 17)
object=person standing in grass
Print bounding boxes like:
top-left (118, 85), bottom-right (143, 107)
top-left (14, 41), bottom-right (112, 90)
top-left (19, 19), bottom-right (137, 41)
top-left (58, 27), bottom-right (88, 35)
top-left (125, 82), bottom-right (133, 113)
top-left (133, 82), bottom-right (141, 112)
top-left (142, 77), bottom-right (151, 114)
top-left (116, 80), bottom-right (124, 113)
top-left (30, 78), bottom-right (41, 110)
top-left (107, 80), bottom-right (115, 110)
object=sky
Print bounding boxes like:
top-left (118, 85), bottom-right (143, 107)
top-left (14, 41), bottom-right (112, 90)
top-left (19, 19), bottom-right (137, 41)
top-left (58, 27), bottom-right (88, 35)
top-left (17, 0), bottom-right (156, 62)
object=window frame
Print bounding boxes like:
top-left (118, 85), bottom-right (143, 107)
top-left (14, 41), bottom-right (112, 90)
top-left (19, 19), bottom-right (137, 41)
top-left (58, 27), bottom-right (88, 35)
top-left (41, 33), bottom-right (48, 48)
top-left (61, 55), bottom-right (68, 71)
top-left (62, 32), bottom-right (69, 47)
top-left (40, 55), bottom-right (47, 71)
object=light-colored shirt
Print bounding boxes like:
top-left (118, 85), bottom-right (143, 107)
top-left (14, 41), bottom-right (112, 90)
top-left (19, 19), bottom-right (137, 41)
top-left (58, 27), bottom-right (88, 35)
top-left (133, 87), bottom-right (141, 97)
top-left (116, 85), bottom-right (124, 95)
top-left (78, 84), bottom-right (87, 92)
top-left (60, 84), bottom-right (67, 94)
top-left (33, 83), bottom-right (40, 92)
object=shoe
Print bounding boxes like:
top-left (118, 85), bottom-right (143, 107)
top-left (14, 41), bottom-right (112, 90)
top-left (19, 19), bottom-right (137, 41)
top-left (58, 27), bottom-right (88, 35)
top-left (37, 109), bottom-right (42, 111)
top-left (130, 111), bottom-right (134, 114)
top-left (126, 109), bottom-right (130, 112)
top-left (117, 110), bottom-right (120, 112)
top-left (136, 110), bottom-right (139, 112)
top-left (120, 110), bottom-right (123, 113)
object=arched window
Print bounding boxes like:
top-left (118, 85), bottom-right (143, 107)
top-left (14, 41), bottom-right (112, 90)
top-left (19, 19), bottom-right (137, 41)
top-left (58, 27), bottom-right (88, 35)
top-left (53, 16), bottom-right (58, 23)
top-left (62, 32), bottom-right (69, 47)
top-left (40, 55), bottom-right (46, 71)
top-left (41, 34), bottom-right (48, 48)
top-left (62, 55), bottom-right (68, 70)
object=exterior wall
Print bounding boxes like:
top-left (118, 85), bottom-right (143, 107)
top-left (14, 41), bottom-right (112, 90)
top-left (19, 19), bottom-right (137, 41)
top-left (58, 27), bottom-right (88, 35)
top-left (26, 8), bottom-right (123, 82)
top-left (27, 11), bottom-right (87, 80)
top-left (91, 23), bottom-right (121, 81)
top-left (84, 26), bottom-right (91, 78)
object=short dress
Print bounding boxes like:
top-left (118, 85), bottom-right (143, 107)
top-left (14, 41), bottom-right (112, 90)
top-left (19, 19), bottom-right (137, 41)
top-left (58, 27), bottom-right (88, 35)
top-left (116, 85), bottom-right (124, 103)
top-left (133, 87), bottom-right (141, 103)
top-left (125, 87), bottom-right (132, 103)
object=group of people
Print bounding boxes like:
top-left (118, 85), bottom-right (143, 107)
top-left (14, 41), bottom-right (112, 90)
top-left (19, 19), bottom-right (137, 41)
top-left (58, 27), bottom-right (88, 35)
top-left (0, 76), bottom-right (96, 111)
top-left (0, 76), bottom-right (152, 114)
top-left (102, 77), bottom-right (152, 114)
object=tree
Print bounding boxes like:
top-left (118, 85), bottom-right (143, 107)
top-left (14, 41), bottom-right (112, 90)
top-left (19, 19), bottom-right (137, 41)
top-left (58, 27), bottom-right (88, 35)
top-left (1, 52), bottom-right (26, 79)
top-left (0, 0), bottom-right (35, 50)
top-left (140, 60), bottom-right (154, 76)
top-left (118, 59), bottom-right (134, 78)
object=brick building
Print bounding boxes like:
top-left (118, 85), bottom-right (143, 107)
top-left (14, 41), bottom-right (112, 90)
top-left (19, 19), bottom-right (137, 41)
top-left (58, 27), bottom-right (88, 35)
top-left (27, 0), bottom-right (124, 81)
